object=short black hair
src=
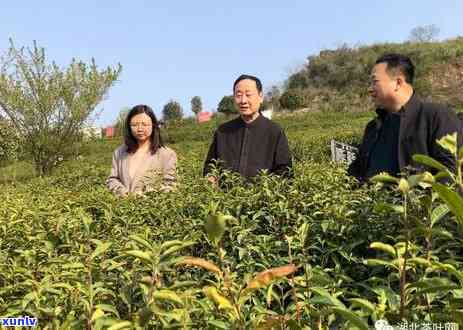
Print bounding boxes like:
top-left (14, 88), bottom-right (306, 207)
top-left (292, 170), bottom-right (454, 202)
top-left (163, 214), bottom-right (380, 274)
top-left (375, 53), bottom-right (415, 85)
top-left (233, 74), bottom-right (263, 93)
top-left (124, 104), bottom-right (163, 154)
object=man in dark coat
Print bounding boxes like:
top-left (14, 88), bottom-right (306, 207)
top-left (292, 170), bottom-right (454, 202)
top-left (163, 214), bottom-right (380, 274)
top-left (203, 74), bottom-right (292, 184)
top-left (348, 53), bottom-right (463, 182)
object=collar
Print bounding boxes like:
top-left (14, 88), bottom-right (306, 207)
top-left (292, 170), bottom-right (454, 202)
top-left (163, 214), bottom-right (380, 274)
top-left (239, 113), bottom-right (265, 128)
top-left (375, 92), bottom-right (420, 119)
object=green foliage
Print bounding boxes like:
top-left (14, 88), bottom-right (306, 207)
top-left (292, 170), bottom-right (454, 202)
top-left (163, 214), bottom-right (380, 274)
top-left (217, 95), bottom-right (238, 115)
top-left (190, 96), bottom-right (202, 115)
top-left (279, 89), bottom-right (305, 111)
top-left (0, 39), bottom-right (121, 175)
top-left (264, 85), bottom-right (281, 111)
top-left (113, 107), bottom-right (130, 137)
top-left (162, 100), bottom-right (183, 121)
top-left (0, 119), bottom-right (22, 164)
top-left (1, 112), bottom-right (462, 328)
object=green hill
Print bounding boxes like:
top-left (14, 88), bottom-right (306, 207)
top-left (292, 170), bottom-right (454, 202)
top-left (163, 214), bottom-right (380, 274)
top-left (284, 37), bottom-right (463, 112)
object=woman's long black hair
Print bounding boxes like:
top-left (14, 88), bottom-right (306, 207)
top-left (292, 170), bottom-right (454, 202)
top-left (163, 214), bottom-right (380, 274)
top-left (124, 104), bottom-right (164, 154)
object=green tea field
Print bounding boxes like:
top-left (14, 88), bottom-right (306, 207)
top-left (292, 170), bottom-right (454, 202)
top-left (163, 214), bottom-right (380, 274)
top-left (1, 111), bottom-right (462, 329)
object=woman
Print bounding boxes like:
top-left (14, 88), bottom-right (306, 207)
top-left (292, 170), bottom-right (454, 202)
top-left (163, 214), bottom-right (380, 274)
top-left (107, 105), bottom-right (177, 196)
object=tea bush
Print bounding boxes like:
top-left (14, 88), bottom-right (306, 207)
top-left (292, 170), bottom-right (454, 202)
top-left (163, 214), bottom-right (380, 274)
top-left (0, 111), bottom-right (461, 329)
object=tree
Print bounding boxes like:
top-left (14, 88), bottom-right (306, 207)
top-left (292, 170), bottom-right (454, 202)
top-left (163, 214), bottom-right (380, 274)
top-left (264, 85), bottom-right (281, 111)
top-left (0, 39), bottom-right (121, 175)
top-left (191, 96), bottom-right (202, 115)
top-left (409, 24), bottom-right (440, 43)
top-left (279, 89), bottom-right (305, 111)
top-left (0, 119), bottom-right (22, 165)
top-left (162, 100), bottom-right (183, 121)
top-left (114, 106), bottom-right (130, 136)
top-left (217, 95), bottom-right (238, 115)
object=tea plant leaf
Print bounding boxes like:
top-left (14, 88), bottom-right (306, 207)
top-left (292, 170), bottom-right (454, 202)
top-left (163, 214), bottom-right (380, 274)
top-left (128, 235), bottom-right (153, 251)
top-left (90, 308), bottom-right (105, 322)
top-left (176, 256), bottom-right (222, 275)
top-left (437, 132), bottom-right (458, 155)
top-left (107, 321), bottom-right (132, 330)
top-left (90, 242), bottom-right (111, 260)
top-left (407, 173), bottom-right (431, 188)
top-left (431, 203), bottom-right (450, 227)
top-left (407, 257), bottom-right (431, 267)
top-left (266, 283), bottom-right (275, 306)
top-left (125, 250), bottom-right (152, 264)
top-left (349, 298), bottom-right (376, 314)
top-left (160, 240), bottom-right (184, 251)
top-left (105, 260), bottom-right (127, 271)
top-left (311, 287), bottom-right (345, 308)
top-left (297, 222), bottom-right (310, 247)
top-left (160, 241), bottom-right (195, 259)
top-left (205, 213), bottom-right (226, 245)
top-left (370, 172), bottom-right (398, 184)
top-left (426, 227), bottom-right (453, 239)
top-left (62, 262), bottom-right (85, 269)
top-left (413, 154), bottom-right (449, 172)
top-left (94, 304), bottom-right (120, 317)
top-left (374, 202), bottom-right (404, 214)
top-left (50, 283), bottom-right (74, 291)
top-left (152, 289), bottom-right (183, 306)
top-left (373, 286), bottom-right (400, 311)
top-left (365, 259), bottom-right (396, 269)
top-left (331, 307), bottom-right (369, 330)
top-left (203, 286), bottom-right (236, 314)
top-left (433, 183), bottom-right (463, 228)
top-left (370, 242), bottom-right (396, 257)
top-left (409, 276), bottom-right (459, 293)
top-left (244, 264), bottom-right (298, 291)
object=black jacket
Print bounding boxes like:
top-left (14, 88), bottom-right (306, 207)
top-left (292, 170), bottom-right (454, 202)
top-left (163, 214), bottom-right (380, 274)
top-left (203, 115), bottom-right (292, 178)
top-left (348, 94), bottom-right (463, 182)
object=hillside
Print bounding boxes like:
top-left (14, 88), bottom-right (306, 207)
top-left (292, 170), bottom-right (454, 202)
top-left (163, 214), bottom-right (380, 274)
top-left (283, 37), bottom-right (463, 112)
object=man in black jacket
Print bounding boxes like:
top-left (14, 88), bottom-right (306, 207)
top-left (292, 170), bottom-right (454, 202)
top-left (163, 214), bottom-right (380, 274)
top-left (203, 74), bottom-right (292, 184)
top-left (348, 53), bottom-right (462, 182)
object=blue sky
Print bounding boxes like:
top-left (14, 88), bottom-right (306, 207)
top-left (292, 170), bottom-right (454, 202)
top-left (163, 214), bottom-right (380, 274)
top-left (2, 1), bottom-right (462, 126)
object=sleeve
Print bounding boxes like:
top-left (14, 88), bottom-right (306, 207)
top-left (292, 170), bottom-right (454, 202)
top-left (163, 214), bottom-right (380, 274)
top-left (161, 150), bottom-right (177, 192)
top-left (272, 129), bottom-right (293, 178)
top-left (347, 122), bottom-right (371, 182)
top-left (429, 106), bottom-right (463, 173)
top-left (106, 149), bottom-right (129, 197)
top-left (203, 131), bottom-right (219, 177)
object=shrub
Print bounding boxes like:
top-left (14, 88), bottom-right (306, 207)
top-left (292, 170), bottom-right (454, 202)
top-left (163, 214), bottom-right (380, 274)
top-left (162, 100), bottom-right (184, 121)
top-left (279, 89), bottom-right (305, 110)
top-left (190, 96), bottom-right (203, 115)
top-left (217, 95), bottom-right (238, 115)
